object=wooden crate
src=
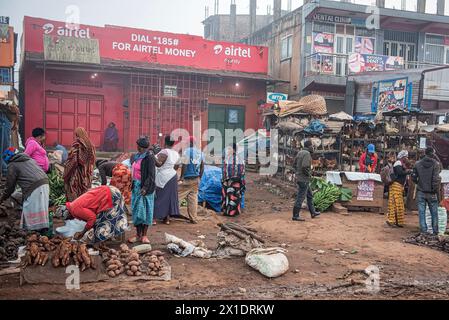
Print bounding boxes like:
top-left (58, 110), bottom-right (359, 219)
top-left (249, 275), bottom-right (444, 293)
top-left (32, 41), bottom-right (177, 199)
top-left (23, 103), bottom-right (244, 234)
top-left (341, 176), bottom-right (384, 210)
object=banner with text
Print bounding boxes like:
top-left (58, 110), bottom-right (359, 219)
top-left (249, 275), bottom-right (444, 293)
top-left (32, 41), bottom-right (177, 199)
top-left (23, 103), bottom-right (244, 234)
top-left (24, 16), bottom-right (268, 74)
top-left (349, 53), bottom-right (404, 74)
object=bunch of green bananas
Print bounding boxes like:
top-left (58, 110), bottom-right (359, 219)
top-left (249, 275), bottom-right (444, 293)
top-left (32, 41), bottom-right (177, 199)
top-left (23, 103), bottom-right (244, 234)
top-left (48, 169), bottom-right (66, 206)
top-left (313, 182), bottom-right (341, 212)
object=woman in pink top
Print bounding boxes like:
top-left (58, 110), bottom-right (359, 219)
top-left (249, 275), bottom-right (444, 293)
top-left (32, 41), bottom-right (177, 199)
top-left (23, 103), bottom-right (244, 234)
top-left (24, 128), bottom-right (49, 173)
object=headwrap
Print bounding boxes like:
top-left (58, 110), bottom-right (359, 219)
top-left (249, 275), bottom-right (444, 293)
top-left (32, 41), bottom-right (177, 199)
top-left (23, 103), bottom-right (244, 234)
top-left (55, 205), bottom-right (70, 220)
top-left (367, 144), bottom-right (375, 153)
top-left (2, 147), bottom-right (17, 163)
top-left (397, 150), bottom-right (409, 160)
top-left (136, 136), bottom-right (150, 149)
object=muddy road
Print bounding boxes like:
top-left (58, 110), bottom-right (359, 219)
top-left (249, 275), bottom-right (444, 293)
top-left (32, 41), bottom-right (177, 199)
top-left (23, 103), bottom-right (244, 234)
top-left (1, 174), bottom-right (449, 300)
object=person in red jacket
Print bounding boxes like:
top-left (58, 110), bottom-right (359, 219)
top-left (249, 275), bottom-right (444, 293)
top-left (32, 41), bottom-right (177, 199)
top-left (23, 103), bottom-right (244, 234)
top-left (56, 185), bottom-right (128, 245)
top-left (359, 144), bottom-right (378, 173)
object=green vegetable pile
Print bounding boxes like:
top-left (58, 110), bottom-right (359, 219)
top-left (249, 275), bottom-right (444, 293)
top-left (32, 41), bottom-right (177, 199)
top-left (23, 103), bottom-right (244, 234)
top-left (48, 169), bottom-right (66, 207)
top-left (310, 178), bottom-right (352, 212)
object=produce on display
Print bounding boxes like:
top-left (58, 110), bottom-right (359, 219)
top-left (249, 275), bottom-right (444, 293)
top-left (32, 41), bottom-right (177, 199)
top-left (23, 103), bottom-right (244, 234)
top-left (22, 234), bottom-right (96, 271)
top-left (310, 178), bottom-right (352, 212)
top-left (103, 248), bottom-right (125, 278)
top-left (142, 251), bottom-right (166, 277)
top-left (0, 221), bottom-right (27, 261)
top-left (48, 169), bottom-right (66, 207)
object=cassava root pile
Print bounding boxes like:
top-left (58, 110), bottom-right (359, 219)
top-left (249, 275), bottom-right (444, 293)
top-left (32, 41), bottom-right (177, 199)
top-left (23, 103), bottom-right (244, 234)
top-left (23, 234), bottom-right (96, 271)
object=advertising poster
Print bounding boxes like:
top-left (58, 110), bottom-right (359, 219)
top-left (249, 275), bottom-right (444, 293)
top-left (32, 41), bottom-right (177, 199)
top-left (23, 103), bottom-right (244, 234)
top-left (312, 32), bottom-right (334, 74)
top-left (443, 183), bottom-right (449, 199)
top-left (313, 32), bottom-right (334, 54)
top-left (377, 78), bottom-right (408, 112)
top-left (357, 180), bottom-right (375, 201)
top-left (355, 37), bottom-right (375, 54)
top-left (349, 53), bottom-right (404, 74)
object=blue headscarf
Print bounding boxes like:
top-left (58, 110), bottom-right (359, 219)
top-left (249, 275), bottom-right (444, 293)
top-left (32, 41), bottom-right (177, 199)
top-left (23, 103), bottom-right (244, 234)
top-left (2, 147), bottom-right (17, 163)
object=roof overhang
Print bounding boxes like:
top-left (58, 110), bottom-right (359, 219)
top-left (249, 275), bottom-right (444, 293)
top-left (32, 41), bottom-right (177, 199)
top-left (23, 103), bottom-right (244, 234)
top-left (307, 0), bottom-right (449, 34)
top-left (24, 52), bottom-right (287, 85)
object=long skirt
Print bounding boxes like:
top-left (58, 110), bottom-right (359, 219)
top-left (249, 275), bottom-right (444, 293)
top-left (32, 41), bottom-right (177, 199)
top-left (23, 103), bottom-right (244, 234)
top-left (21, 184), bottom-right (50, 231)
top-left (110, 164), bottom-right (132, 205)
top-left (131, 179), bottom-right (155, 226)
top-left (154, 175), bottom-right (180, 220)
top-left (81, 186), bottom-right (128, 244)
top-left (222, 177), bottom-right (244, 217)
top-left (387, 182), bottom-right (405, 226)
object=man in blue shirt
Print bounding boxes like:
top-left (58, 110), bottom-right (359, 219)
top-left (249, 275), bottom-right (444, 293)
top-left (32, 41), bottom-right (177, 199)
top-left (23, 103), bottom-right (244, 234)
top-left (179, 136), bottom-right (204, 224)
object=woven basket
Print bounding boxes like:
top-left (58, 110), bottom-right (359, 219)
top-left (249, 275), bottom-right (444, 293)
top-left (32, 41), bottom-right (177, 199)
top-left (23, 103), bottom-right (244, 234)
top-left (298, 95), bottom-right (327, 115)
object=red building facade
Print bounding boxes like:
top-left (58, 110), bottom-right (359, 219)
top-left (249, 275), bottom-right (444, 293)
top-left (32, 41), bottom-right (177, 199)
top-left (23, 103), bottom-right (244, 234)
top-left (20, 17), bottom-right (271, 151)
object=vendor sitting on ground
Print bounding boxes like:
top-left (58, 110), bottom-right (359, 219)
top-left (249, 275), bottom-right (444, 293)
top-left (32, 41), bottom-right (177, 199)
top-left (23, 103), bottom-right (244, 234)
top-left (0, 148), bottom-right (50, 232)
top-left (56, 185), bottom-right (128, 246)
top-left (359, 144), bottom-right (378, 173)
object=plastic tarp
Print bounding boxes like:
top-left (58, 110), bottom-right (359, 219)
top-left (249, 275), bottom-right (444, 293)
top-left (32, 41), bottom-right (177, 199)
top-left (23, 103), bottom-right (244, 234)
top-left (327, 171), bottom-right (382, 184)
top-left (198, 165), bottom-right (244, 212)
top-left (441, 170), bottom-right (449, 184)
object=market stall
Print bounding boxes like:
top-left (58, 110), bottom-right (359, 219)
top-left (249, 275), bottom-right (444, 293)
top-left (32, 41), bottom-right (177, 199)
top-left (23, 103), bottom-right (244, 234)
top-left (326, 171), bottom-right (384, 212)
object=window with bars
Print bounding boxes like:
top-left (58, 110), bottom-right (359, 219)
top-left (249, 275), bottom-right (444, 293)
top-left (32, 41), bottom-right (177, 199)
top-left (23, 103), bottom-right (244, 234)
top-left (313, 22), bottom-right (334, 33)
top-left (425, 34), bottom-right (448, 64)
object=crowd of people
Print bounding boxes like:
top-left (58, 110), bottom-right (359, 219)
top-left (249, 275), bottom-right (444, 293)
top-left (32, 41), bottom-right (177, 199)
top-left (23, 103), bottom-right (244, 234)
top-left (0, 127), bottom-right (247, 247)
top-left (292, 140), bottom-right (445, 236)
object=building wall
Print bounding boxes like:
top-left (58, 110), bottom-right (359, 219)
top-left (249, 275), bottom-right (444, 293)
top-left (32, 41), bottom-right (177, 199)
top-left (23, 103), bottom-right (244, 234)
top-left (22, 65), bottom-right (266, 151)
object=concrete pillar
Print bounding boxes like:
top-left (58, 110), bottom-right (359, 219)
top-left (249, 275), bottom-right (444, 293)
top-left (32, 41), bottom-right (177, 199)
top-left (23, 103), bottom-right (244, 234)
top-left (230, 3), bottom-right (236, 41)
top-left (250, 0), bottom-right (257, 35)
top-left (376, 0), bottom-right (385, 8)
top-left (274, 0), bottom-right (282, 21)
top-left (437, 0), bottom-right (445, 15)
top-left (417, 0), bottom-right (426, 13)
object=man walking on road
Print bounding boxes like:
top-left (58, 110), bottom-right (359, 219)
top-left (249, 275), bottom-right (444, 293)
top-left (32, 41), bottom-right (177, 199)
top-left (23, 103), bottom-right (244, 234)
top-left (179, 136), bottom-right (205, 224)
top-left (412, 147), bottom-right (441, 234)
top-left (292, 140), bottom-right (320, 221)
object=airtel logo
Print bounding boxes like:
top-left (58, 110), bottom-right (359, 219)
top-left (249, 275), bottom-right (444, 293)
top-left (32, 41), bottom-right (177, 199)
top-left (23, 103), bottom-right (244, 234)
top-left (43, 23), bottom-right (55, 34)
top-left (213, 44), bottom-right (252, 58)
top-left (42, 22), bottom-right (91, 38)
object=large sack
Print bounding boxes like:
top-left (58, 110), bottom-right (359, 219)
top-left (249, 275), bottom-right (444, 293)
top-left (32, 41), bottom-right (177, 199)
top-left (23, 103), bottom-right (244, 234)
top-left (245, 248), bottom-right (289, 278)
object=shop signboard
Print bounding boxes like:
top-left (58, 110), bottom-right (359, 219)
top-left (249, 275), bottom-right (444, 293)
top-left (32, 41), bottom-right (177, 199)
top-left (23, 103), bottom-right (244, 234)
top-left (0, 17), bottom-right (9, 24)
top-left (376, 78), bottom-right (408, 113)
top-left (44, 35), bottom-right (100, 64)
top-left (348, 53), bottom-right (404, 74)
top-left (25, 16), bottom-right (268, 74)
top-left (312, 13), bottom-right (352, 24)
top-left (355, 37), bottom-right (375, 54)
top-left (266, 92), bottom-right (288, 103)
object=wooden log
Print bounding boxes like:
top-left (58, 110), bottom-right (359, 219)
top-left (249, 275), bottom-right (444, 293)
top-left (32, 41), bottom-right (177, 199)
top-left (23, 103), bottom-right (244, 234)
top-left (0, 267), bottom-right (20, 276)
top-left (224, 222), bottom-right (265, 243)
top-left (226, 222), bottom-right (258, 233)
top-left (217, 223), bottom-right (247, 240)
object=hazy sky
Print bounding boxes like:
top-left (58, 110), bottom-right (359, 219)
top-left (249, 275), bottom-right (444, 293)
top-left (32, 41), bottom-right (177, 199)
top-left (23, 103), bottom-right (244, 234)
top-left (1, 0), bottom-right (433, 39)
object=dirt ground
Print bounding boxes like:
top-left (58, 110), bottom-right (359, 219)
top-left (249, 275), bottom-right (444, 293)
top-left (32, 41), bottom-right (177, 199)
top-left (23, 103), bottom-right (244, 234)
top-left (1, 173), bottom-right (449, 300)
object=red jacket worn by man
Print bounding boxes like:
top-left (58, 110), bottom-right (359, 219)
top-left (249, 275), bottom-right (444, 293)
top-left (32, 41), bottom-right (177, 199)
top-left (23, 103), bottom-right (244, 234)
top-left (66, 186), bottom-right (113, 230)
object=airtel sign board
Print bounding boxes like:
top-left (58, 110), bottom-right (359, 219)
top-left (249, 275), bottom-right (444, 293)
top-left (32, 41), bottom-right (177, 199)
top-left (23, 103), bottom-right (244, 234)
top-left (267, 92), bottom-right (288, 103)
top-left (23, 16), bottom-right (268, 74)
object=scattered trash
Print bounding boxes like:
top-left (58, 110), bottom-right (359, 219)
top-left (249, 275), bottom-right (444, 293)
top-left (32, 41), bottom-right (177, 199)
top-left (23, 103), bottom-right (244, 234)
top-left (405, 233), bottom-right (449, 254)
top-left (197, 235), bottom-right (206, 240)
top-left (350, 250), bottom-right (358, 254)
top-left (165, 233), bottom-right (212, 259)
top-left (317, 250), bottom-right (325, 254)
top-left (238, 287), bottom-right (247, 294)
top-left (293, 269), bottom-right (300, 273)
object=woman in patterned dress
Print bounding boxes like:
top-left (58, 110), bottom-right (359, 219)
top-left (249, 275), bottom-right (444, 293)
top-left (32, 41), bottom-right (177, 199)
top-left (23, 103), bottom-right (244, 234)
top-left (63, 127), bottom-right (96, 201)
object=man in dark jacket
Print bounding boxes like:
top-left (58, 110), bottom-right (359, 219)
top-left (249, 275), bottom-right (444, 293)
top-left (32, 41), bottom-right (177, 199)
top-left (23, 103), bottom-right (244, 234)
top-left (0, 148), bottom-right (49, 231)
top-left (292, 140), bottom-right (320, 221)
top-left (412, 147), bottom-right (441, 234)
top-left (96, 159), bottom-right (119, 185)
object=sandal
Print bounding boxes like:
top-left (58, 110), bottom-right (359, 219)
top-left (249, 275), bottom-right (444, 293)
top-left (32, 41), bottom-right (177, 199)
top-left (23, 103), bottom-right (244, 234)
top-left (128, 236), bottom-right (139, 243)
top-left (141, 236), bottom-right (150, 244)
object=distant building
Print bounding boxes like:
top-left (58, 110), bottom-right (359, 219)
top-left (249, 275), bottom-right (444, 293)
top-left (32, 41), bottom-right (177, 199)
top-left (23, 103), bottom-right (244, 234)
top-left (242, 0), bottom-right (449, 114)
top-left (203, 14), bottom-right (274, 42)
